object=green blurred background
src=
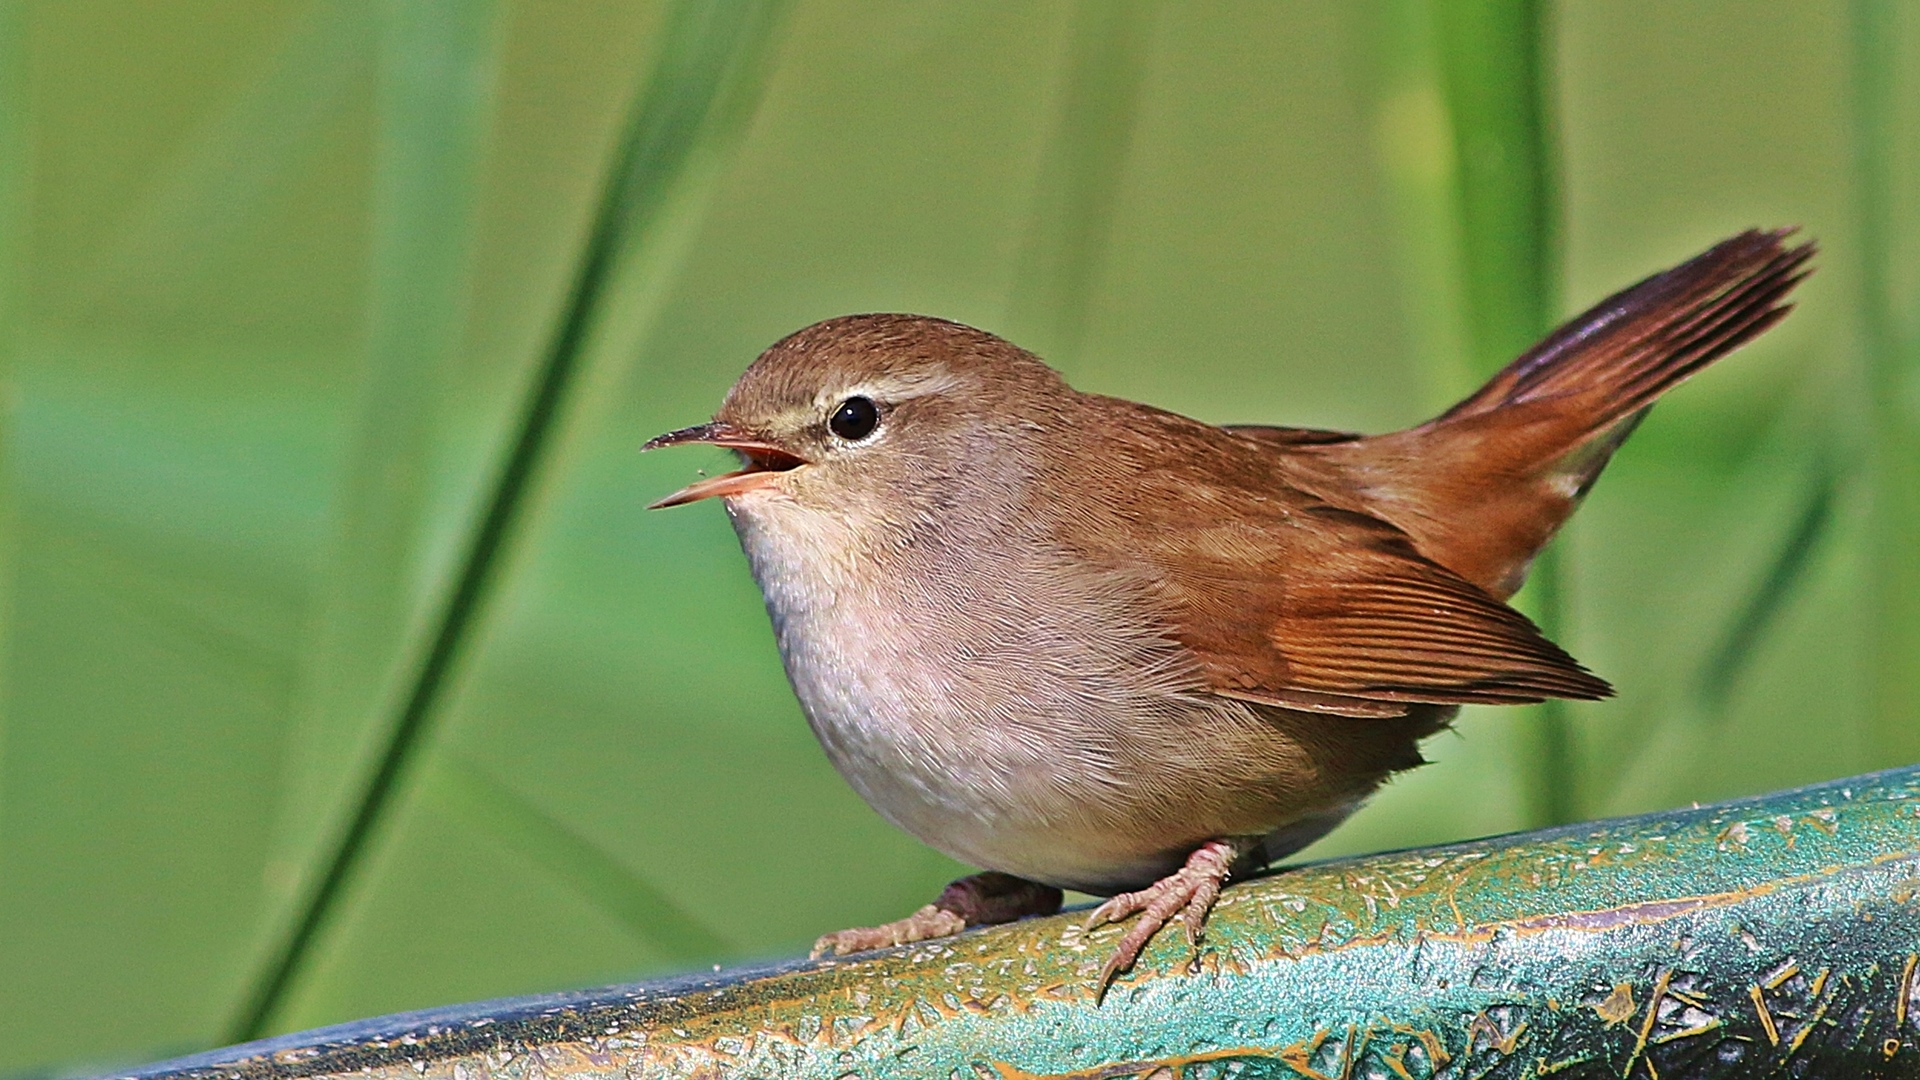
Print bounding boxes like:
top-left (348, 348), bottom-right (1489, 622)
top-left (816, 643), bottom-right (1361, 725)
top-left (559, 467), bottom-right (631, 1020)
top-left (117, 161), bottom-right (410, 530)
top-left (2, 1), bottom-right (1916, 1074)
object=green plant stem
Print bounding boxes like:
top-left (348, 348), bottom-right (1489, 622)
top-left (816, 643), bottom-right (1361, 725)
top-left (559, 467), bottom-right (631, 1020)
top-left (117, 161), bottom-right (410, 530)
top-left (227, 0), bottom-right (504, 1041)
top-left (225, 0), bottom-right (791, 1041)
top-left (1852, 0), bottom-right (1920, 767)
top-left (0, 0), bottom-right (23, 846)
top-left (1006, 0), bottom-right (1152, 366)
top-left (1430, 0), bottom-right (1571, 826)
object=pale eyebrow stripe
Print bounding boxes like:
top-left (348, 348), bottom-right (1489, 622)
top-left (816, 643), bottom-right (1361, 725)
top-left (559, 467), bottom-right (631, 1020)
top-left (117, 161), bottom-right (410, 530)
top-left (815, 369), bottom-right (960, 409)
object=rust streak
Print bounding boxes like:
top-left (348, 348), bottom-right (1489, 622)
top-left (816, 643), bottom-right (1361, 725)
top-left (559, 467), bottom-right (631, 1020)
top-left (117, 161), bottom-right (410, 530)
top-left (1399, 853), bottom-right (1920, 953)
top-left (1664, 987), bottom-right (1710, 1010)
top-left (1380, 1043), bottom-right (1415, 1080)
top-left (1413, 1025), bottom-right (1451, 1068)
top-left (1650, 1018), bottom-right (1721, 1045)
top-left (1502, 1021), bottom-right (1527, 1057)
top-left (1277, 1027), bottom-right (1341, 1080)
top-left (1593, 983), bottom-right (1635, 1026)
top-left (1899, 954), bottom-right (1917, 1030)
top-left (987, 1044), bottom-right (1285, 1080)
top-left (1622, 970), bottom-right (1671, 1079)
top-left (1750, 985), bottom-right (1780, 1046)
top-left (1260, 928), bottom-right (1396, 966)
top-left (1465, 1012), bottom-right (1524, 1056)
top-left (1407, 888), bottom-right (1764, 955)
top-left (1512, 896), bottom-right (1720, 935)
top-left (1784, 995), bottom-right (1831, 1056)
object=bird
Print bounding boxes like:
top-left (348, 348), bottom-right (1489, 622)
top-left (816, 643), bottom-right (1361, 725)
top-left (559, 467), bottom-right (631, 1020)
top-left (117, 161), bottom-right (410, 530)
top-left (643, 229), bottom-right (1813, 997)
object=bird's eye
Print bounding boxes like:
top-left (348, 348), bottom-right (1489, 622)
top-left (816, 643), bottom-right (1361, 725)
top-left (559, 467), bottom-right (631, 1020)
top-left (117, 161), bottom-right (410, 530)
top-left (829, 396), bottom-right (880, 441)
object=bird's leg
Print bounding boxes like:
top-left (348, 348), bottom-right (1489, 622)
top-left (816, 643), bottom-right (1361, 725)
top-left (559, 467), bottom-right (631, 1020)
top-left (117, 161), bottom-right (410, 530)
top-left (810, 871), bottom-right (1062, 959)
top-left (1083, 837), bottom-right (1263, 998)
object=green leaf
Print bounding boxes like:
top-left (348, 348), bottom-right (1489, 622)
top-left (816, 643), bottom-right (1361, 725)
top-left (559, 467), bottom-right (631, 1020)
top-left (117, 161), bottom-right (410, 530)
top-left (228, 0), bottom-right (508, 1042)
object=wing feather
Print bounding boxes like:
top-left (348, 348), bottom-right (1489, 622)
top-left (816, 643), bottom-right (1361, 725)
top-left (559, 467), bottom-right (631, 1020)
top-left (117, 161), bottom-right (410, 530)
top-left (1162, 504), bottom-right (1610, 710)
top-left (1056, 400), bottom-right (1611, 718)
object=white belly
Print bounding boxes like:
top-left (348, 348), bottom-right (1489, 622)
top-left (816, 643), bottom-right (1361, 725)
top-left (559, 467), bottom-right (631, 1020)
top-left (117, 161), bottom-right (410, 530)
top-left (722, 491), bottom-right (1404, 894)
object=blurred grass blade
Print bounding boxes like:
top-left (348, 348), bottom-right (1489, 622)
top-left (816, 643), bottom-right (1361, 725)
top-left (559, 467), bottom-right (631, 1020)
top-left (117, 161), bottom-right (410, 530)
top-left (439, 759), bottom-right (731, 963)
top-left (273, 0), bottom-right (500, 897)
top-left (1853, 0), bottom-right (1920, 764)
top-left (1432, 1), bottom-right (1557, 360)
top-left (0, 0), bottom-right (22, 830)
top-left (231, 0), bottom-right (506, 1042)
top-left (1697, 460), bottom-right (1836, 710)
top-left (1006, 0), bottom-right (1152, 365)
top-left (1428, 1), bottom-right (1572, 825)
top-left (1366, 0), bottom-right (1475, 411)
top-left (80, 5), bottom-right (369, 313)
top-left (228, 0), bottom-right (793, 1043)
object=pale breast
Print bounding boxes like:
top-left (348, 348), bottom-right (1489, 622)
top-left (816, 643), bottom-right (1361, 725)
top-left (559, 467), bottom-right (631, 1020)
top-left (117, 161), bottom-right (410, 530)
top-left (722, 489), bottom-right (1381, 893)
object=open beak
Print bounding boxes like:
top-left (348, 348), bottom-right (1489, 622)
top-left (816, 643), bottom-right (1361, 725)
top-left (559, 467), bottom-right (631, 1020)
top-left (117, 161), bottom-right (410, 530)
top-left (642, 421), bottom-right (808, 509)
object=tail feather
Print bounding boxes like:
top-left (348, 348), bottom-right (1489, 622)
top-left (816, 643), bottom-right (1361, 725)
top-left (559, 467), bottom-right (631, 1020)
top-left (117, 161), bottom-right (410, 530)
top-left (1288, 228), bottom-right (1815, 600)
top-left (1441, 228), bottom-right (1814, 426)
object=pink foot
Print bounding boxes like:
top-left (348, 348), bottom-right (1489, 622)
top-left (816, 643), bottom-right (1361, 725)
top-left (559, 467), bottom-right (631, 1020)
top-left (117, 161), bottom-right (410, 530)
top-left (1084, 838), bottom-right (1251, 998)
top-left (811, 872), bottom-right (1062, 958)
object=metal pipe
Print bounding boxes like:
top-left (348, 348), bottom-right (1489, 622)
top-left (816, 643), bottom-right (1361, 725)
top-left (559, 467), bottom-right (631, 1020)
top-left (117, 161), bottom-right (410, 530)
top-left (120, 766), bottom-right (1920, 1079)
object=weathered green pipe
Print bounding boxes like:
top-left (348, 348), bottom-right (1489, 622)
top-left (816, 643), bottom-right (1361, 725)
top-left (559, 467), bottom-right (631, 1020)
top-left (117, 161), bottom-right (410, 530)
top-left (122, 767), bottom-right (1920, 1079)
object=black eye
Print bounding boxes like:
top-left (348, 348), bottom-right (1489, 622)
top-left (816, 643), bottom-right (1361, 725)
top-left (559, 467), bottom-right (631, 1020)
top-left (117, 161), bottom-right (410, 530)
top-left (829, 396), bottom-right (879, 440)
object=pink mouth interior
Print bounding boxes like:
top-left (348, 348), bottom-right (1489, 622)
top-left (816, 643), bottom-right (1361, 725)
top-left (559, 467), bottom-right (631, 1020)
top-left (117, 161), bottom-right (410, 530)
top-left (734, 445), bottom-right (806, 475)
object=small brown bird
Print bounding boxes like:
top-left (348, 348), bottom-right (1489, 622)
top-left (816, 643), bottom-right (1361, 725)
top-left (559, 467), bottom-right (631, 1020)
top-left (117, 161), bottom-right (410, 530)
top-left (645, 229), bottom-right (1811, 995)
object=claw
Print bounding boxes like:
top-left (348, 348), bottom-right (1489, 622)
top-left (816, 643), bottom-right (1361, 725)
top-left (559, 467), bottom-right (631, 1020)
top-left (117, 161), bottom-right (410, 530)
top-left (810, 872), bottom-right (1062, 960)
top-left (1085, 839), bottom-right (1243, 1001)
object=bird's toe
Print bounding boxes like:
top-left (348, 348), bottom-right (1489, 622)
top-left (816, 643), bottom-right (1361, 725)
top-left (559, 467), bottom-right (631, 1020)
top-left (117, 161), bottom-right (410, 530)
top-left (809, 904), bottom-right (966, 959)
top-left (1090, 837), bottom-right (1247, 1000)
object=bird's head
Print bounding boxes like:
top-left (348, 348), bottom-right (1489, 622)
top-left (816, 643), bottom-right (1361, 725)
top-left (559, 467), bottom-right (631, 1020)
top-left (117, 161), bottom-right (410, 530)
top-left (644, 314), bottom-right (1068, 523)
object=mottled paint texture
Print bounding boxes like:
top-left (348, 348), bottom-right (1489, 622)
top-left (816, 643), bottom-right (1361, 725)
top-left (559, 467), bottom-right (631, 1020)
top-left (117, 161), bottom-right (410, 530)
top-left (122, 766), bottom-right (1920, 1079)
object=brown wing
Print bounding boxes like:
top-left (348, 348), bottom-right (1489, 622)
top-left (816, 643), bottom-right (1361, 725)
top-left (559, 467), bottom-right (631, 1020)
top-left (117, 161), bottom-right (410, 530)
top-left (1156, 502), bottom-right (1611, 717)
top-left (1055, 402), bottom-right (1611, 718)
top-left (1058, 232), bottom-right (1806, 716)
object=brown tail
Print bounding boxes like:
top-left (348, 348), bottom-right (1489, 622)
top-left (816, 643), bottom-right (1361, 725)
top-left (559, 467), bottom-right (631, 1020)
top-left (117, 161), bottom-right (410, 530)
top-left (1304, 229), bottom-right (1815, 600)
top-left (1438, 228), bottom-right (1813, 426)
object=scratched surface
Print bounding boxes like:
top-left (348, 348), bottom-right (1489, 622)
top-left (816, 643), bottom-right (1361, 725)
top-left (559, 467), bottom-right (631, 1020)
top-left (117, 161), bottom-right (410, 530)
top-left (122, 767), bottom-right (1920, 1079)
